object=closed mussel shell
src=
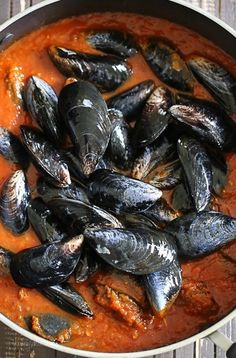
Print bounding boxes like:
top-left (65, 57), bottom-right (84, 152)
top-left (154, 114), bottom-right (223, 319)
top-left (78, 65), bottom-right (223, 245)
top-left (133, 86), bottom-right (173, 147)
top-left (20, 126), bottom-right (71, 187)
top-left (0, 127), bottom-right (29, 169)
top-left (26, 76), bottom-right (64, 145)
top-left (84, 227), bottom-right (177, 275)
top-left (88, 169), bottom-right (162, 214)
top-left (107, 80), bottom-right (155, 120)
top-left (188, 56), bottom-right (236, 113)
top-left (166, 211), bottom-right (236, 258)
top-left (58, 81), bottom-right (111, 176)
top-left (143, 259), bottom-right (182, 316)
top-left (10, 235), bottom-right (84, 288)
top-left (0, 170), bottom-right (30, 234)
top-left (86, 29), bottom-right (139, 58)
top-left (48, 46), bottom-right (132, 92)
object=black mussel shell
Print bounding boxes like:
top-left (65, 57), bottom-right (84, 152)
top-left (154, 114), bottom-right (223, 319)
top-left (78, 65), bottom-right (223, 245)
top-left (108, 109), bottom-right (134, 169)
top-left (86, 29), bottom-right (138, 58)
top-left (0, 246), bottom-right (13, 275)
top-left (95, 156), bottom-right (113, 171)
top-left (166, 211), bottom-right (236, 258)
top-left (143, 259), bottom-right (182, 316)
top-left (37, 176), bottom-right (89, 204)
top-left (188, 56), bottom-right (236, 113)
top-left (178, 136), bottom-right (212, 212)
top-left (0, 127), bottom-right (29, 169)
top-left (148, 159), bottom-right (182, 190)
top-left (75, 245), bottom-right (101, 283)
top-left (141, 38), bottom-right (193, 92)
top-left (26, 76), bottom-right (64, 145)
top-left (169, 98), bottom-right (235, 150)
top-left (107, 80), bottom-right (155, 120)
top-left (58, 81), bottom-right (111, 176)
top-left (84, 227), bottom-right (177, 275)
top-left (171, 182), bottom-right (194, 212)
top-left (132, 135), bottom-right (176, 180)
top-left (30, 313), bottom-right (71, 342)
top-left (0, 170), bottom-right (30, 234)
top-left (20, 126), bottom-right (71, 187)
top-left (88, 169), bottom-right (162, 214)
top-left (48, 198), bottom-right (123, 236)
top-left (10, 235), bottom-right (84, 288)
top-left (28, 197), bottom-right (68, 244)
top-left (48, 46), bottom-right (132, 92)
top-left (119, 212), bottom-right (160, 230)
top-left (40, 282), bottom-right (93, 317)
top-left (61, 148), bottom-right (87, 186)
top-left (133, 86), bottom-right (173, 146)
top-left (143, 198), bottom-right (180, 225)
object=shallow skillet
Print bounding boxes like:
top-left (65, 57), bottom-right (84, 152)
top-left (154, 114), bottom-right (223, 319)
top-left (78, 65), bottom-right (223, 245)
top-left (0, 0), bottom-right (235, 356)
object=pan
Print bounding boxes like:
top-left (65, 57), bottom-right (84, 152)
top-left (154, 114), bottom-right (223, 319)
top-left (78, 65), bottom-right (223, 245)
top-left (0, 0), bottom-right (235, 356)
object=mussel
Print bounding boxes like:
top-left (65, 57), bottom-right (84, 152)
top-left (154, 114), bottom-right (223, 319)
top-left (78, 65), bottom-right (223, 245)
top-left (48, 46), bottom-right (132, 92)
top-left (188, 56), bottom-right (236, 113)
top-left (31, 313), bottom-right (71, 343)
top-left (40, 282), bottom-right (93, 317)
top-left (107, 80), bottom-right (155, 120)
top-left (133, 86), bottom-right (173, 146)
top-left (75, 245), bottom-right (101, 282)
top-left (166, 211), bottom-right (236, 257)
top-left (0, 246), bottom-right (13, 275)
top-left (10, 235), bottom-right (84, 288)
top-left (143, 259), bottom-right (182, 316)
top-left (142, 198), bottom-right (180, 224)
top-left (86, 29), bottom-right (139, 58)
top-left (20, 126), bottom-right (71, 187)
top-left (84, 227), bottom-right (177, 275)
top-left (108, 109), bottom-right (134, 169)
top-left (0, 127), bottom-right (29, 169)
top-left (141, 38), bottom-right (193, 91)
top-left (27, 198), bottom-right (68, 244)
top-left (58, 80), bottom-right (111, 176)
top-left (177, 136), bottom-right (212, 212)
top-left (171, 183), bottom-right (194, 212)
top-left (0, 170), bottom-right (30, 234)
top-left (5, 66), bottom-right (25, 110)
top-left (48, 198), bottom-right (123, 236)
top-left (25, 76), bottom-right (64, 145)
top-left (148, 159), bottom-right (182, 190)
top-left (88, 169), bottom-right (162, 214)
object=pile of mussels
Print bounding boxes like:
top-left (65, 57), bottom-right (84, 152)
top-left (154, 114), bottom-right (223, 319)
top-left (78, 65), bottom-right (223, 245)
top-left (1, 30), bottom-right (236, 335)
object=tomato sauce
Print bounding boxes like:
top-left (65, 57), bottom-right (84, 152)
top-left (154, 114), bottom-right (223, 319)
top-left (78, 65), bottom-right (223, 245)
top-left (0, 13), bottom-right (235, 353)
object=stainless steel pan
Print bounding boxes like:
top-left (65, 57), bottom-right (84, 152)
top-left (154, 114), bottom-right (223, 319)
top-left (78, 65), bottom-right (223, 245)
top-left (0, 0), bottom-right (235, 356)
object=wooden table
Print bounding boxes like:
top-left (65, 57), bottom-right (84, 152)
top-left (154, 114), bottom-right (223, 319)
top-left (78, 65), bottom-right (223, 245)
top-left (0, 0), bottom-right (235, 357)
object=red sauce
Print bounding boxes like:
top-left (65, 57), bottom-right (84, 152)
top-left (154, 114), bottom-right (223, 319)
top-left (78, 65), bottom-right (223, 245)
top-left (0, 13), bottom-right (235, 353)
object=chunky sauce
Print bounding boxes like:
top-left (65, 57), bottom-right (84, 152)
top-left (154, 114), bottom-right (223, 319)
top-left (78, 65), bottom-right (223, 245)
top-left (0, 13), bottom-right (235, 353)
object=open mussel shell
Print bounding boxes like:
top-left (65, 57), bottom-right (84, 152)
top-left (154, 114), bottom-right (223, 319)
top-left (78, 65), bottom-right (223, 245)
top-left (37, 176), bottom-right (89, 204)
top-left (0, 246), bottom-right (13, 275)
top-left (48, 46), bottom-right (132, 92)
top-left (75, 245), bottom-right (101, 282)
top-left (166, 211), bottom-right (236, 258)
top-left (40, 282), bottom-right (93, 317)
top-left (86, 29), bottom-right (139, 58)
top-left (27, 197), bottom-right (68, 244)
top-left (10, 235), bottom-right (84, 288)
top-left (141, 38), bottom-right (193, 92)
top-left (131, 135), bottom-right (176, 180)
top-left (107, 80), bottom-right (155, 120)
top-left (133, 86), bottom-right (173, 147)
top-left (188, 56), bottom-right (236, 113)
top-left (177, 136), bottom-right (212, 212)
top-left (0, 127), bottom-right (29, 169)
top-left (169, 98), bottom-right (235, 150)
top-left (58, 80), bottom-right (111, 176)
top-left (26, 76), bottom-right (64, 145)
top-left (143, 259), bottom-right (182, 316)
top-left (148, 159), bottom-right (182, 190)
top-left (20, 126), bottom-right (71, 187)
top-left (108, 109), bottom-right (134, 169)
top-left (0, 170), bottom-right (30, 234)
top-left (88, 169), bottom-right (162, 214)
top-left (84, 227), bottom-right (177, 275)
top-left (48, 198), bottom-right (123, 236)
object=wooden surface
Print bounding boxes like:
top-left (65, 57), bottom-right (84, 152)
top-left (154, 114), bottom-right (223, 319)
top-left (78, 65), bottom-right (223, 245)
top-left (0, 0), bottom-right (235, 357)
